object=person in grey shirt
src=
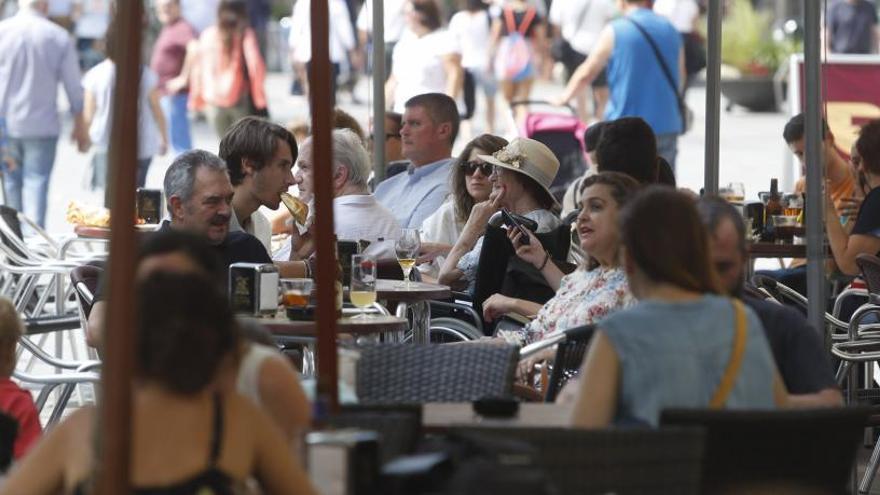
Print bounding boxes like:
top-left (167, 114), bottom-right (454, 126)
top-left (0, 0), bottom-right (90, 228)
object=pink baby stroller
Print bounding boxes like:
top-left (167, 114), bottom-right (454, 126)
top-left (510, 100), bottom-right (590, 202)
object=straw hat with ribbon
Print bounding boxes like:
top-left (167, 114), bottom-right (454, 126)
top-left (477, 137), bottom-right (560, 207)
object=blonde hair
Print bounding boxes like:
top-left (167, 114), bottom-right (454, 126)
top-left (0, 298), bottom-right (22, 377)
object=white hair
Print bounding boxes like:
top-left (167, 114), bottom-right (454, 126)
top-left (300, 129), bottom-right (372, 189)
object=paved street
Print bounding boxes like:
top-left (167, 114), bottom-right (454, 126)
top-left (39, 71), bottom-right (790, 235)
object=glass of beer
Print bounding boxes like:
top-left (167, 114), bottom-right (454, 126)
top-left (280, 278), bottom-right (312, 312)
top-left (350, 255), bottom-right (377, 318)
top-left (395, 229), bottom-right (421, 289)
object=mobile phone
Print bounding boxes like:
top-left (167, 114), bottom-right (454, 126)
top-left (500, 209), bottom-right (531, 245)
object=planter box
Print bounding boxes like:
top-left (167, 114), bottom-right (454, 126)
top-left (720, 76), bottom-right (778, 112)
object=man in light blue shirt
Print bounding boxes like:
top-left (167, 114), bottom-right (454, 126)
top-left (374, 93), bottom-right (458, 229)
top-left (0, 0), bottom-right (90, 227)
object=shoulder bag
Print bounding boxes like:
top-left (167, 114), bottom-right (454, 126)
top-left (709, 299), bottom-right (748, 408)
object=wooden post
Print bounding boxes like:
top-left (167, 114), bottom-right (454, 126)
top-left (310, 0), bottom-right (339, 413)
top-left (95, 1), bottom-right (141, 493)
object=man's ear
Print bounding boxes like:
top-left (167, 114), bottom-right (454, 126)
top-left (168, 196), bottom-right (184, 220)
top-left (436, 122), bottom-right (452, 141)
top-left (241, 157), bottom-right (257, 177)
top-left (333, 165), bottom-right (349, 189)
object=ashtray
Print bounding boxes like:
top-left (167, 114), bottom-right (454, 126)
top-left (286, 305), bottom-right (316, 321)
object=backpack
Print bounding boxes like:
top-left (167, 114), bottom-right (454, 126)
top-left (494, 7), bottom-right (537, 82)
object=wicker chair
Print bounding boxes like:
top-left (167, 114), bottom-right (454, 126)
top-left (327, 405), bottom-right (422, 463)
top-left (356, 344), bottom-right (517, 404)
top-left (449, 426), bottom-right (705, 495)
top-left (544, 324), bottom-right (594, 402)
top-left (661, 407), bottom-right (869, 494)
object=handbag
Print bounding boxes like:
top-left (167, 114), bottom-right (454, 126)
top-left (550, 0), bottom-right (594, 62)
top-left (709, 299), bottom-right (748, 409)
top-left (624, 18), bottom-right (692, 133)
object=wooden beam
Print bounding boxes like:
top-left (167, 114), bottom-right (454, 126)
top-left (95, 1), bottom-right (142, 493)
top-left (310, 0), bottom-right (339, 413)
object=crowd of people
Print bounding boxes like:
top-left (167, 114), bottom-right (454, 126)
top-left (2, 0), bottom-right (880, 492)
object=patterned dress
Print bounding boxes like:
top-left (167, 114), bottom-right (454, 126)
top-left (500, 266), bottom-right (635, 346)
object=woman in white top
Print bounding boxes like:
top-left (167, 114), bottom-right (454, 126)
top-left (449, 0), bottom-right (498, 133)
top-left (385, 0), bottom-right (463, 113)
top-left (83, 24), bottom-right (168, 190)
top-left (419, 134), bottom-right (507, 280)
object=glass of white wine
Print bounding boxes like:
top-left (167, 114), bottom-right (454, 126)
top-left (395, 228), bottom-right (420, 289)
top-left (350, 254), bottom-right (377, 318)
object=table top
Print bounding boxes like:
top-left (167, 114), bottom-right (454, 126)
top-left (375, 279), bottom-right (451, 302)
top-left (747, 242), bottom-right (831, 259)
top-left (242, 313), bottom-right (409, 337)
top-left (421, 402), bottom-right (573, 430)
top-left (73, 224), bottom-right (156, 239)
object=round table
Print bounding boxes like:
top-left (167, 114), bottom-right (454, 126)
top-left (244, 314), bottom-right (408, 337)
top-left (374, 279), bottom-right (451, 344)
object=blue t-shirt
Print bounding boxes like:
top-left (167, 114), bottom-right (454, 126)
top-left (600, 294), bottom-right (777, 427)
top-left (605, 8), bottom-right (683, 135)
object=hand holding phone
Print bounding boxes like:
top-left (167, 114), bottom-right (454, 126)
top-left (500, 209), bottom-right (531, 245)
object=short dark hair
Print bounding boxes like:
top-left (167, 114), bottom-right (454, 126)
top-left (451, 134), bottom-right (508, 222)
top-left (219, 117), bottom-right (298, 186)
top-left (332, 108), bottom-right (366, 143)
top-left (136, 271), bottom-right (239, 394)
top-left (385, 112), bottom-right (403, 133)
top-left (584, 122), bottom-right (605, 153)
top-left (411, 0), bottom-right (442, 31)
top-left (620, 186), bottom-right (720, 294)
top-left (696, 196), bottom-right (747, 255)
top-left (405, 93), bottom-right (461, 146)
top-left (462, 0), bottom-right (487, 11)
top-left (138, 229), bottom-right (224, 285)
top-left (657, 157), bottom-right (676, 187)
top-left (782, 113), bottom-right (828, 144)
top-left (857, 119), bottom-right (880, 175)
top-left (595, 117), bottom-right (658, 184)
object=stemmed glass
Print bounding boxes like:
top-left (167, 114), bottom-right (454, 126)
top-left (350, 254), bottom-right (377, 318)
top-left (395, 228), bottom-right (421, 289)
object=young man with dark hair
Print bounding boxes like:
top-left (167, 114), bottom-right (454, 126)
top-left (595, 117), bottom-right (659, 184)
top-left (219, 116), bottom-right (298, 252)
top-left (374, 93), bottom-right (460, 228)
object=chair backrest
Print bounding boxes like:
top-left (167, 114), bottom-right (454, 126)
top-left (472, 224), bottom-right (572, 327)
top-left (356, 343), bottom-right (517, 404)
top-left (0, 411), bottom-right (16, 473)
top-left (544, 324), bottom-right (595, 402)
top-left (857, 253), bottom-right (880, 305)
top-left (70, 262), bottom-right (104, 319)
top-left (0, 205), bottom-right (27, 261)
top-left (450, 426), bottom-right (704, 495)
top-left (328, 405), bottom-right (422, 463)
top-left (660, 407), bottom-right (869, 493)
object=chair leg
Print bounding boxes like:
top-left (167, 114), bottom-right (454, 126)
top-left (860, 439), bottom-right (880, 494)
top-left (46, 383), bottom-right (75, 427)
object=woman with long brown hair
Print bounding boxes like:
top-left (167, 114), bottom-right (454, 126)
top-left (189, 0), bottom-right (267, 137)
top-left (569, 187), bottom-right (787, 428)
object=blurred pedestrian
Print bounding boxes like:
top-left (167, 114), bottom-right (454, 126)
top-left (489, 0), bottom-right (545, 120)
top-left (0, 0), bottom-right (90, 228)
top-left (150, 0), bottom-right (197, 156)
top-left (450, 0), bottom-right (498, 135)
top-left (356, 0), bottom-right (408, 81)
top-left (825, 0), bottom-right (880, 54)
top-left (189, 0), bottom-right (268, 138)
top-left (72, 0), bottom-right (110, 70)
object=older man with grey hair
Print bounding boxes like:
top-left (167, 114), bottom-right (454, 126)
top-left (286, 128), bottom-right (400, 260)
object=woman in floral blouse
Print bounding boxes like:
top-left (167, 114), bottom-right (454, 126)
top-left (483, 172), bottom-right (640, 353)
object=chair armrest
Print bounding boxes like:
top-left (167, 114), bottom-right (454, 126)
top-left (13, 370), bottom-right (101, 385)
top-left (430, 300), bottom-right (484, 335)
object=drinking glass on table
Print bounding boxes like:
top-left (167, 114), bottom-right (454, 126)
top-left (395, 229), bottom-right (421, 289)
top-left (350, 254), bottom-right (377, 318)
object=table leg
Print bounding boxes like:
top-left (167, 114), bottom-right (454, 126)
top-left (408, 301), bottom-right (431, 344)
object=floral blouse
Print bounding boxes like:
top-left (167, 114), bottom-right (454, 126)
top-left (501, 266), bottom-right (636, 346)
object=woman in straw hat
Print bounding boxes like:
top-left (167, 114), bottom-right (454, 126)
top-left (438, 137), bottom-right (563, 293)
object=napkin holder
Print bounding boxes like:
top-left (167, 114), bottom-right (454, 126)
top-left (229, 263), bottom-right (279, 316)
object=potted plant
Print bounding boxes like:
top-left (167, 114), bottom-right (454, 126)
top-left (719, 0), bottom-right (799, 111)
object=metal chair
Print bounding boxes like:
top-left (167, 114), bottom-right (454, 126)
top-left (355, 343), bottom-right (518, 404)
top-left (543, 325), bottom-right (594, 402)
top-left (449, 426), bottom-right (705, 495)
top-left (661, 407), bottom-right (869, 494)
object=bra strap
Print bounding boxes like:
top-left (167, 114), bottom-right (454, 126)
top-left (209, 393), bottom-right (224, 466)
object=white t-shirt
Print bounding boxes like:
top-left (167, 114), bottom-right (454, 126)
top-left (180, 0), bottom-right (220, 33)
top-left (449, 10), bottom-right (493, 70)
top-left (288, 0), bottom-right (356, 64)
top-left (391, 29), bottom-right (461, 113)
top-left (417, 200), bottom-right (464, 278)
top-left (334, 194), bottom-right (401, 258)
top-left (82, 61), bottom-right (161, 160)
top-left (74, 0), bottom-right (109, 39)
top-left (653, 0), bottom-right (699, 33)
top-left (548, 0), bottom-right (618, 55)
top-left (355, 0), bottom-right (408, 43)
top-left (229, 208), bottom-right (273, 254)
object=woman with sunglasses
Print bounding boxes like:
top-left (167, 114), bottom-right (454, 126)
top-left (418, 134), bottom-right (507, 280)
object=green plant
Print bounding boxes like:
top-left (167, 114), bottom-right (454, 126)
top-left (720, 0), bottom-right (799, 76)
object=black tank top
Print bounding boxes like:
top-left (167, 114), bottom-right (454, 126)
top-left (74, 394), bottom-right (243, 495)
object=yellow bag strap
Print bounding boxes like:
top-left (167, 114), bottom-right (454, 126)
top-left (709, 299), bottom-right (748, 409)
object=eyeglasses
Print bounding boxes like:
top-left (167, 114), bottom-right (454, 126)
top-left (462, 161), bottom-right (494, 176)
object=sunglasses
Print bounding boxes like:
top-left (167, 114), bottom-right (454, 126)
top-left (462, 161), bottom-right (494, 176)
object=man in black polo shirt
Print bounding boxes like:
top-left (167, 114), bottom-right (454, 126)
top-left (697, 197), bottom-right (842, 406)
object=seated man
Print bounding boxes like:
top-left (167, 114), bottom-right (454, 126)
top-left (698, 196), bottom-right (842, 406)
top-left (283, 128), bottom-right (400, 260)
top-left (594, 117), bottom-right (660, 185)
top-left (758, 114), bottom-right (863, 294)
top-left (219, 117), bottom-right (298, 253)
top-left (374, 93), bottom-right (459, 229)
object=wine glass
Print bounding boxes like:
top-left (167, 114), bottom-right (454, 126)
top-left (395, 228), bottom-right (421, 289)
top-left (350, 255), bottom-right (377, 318)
